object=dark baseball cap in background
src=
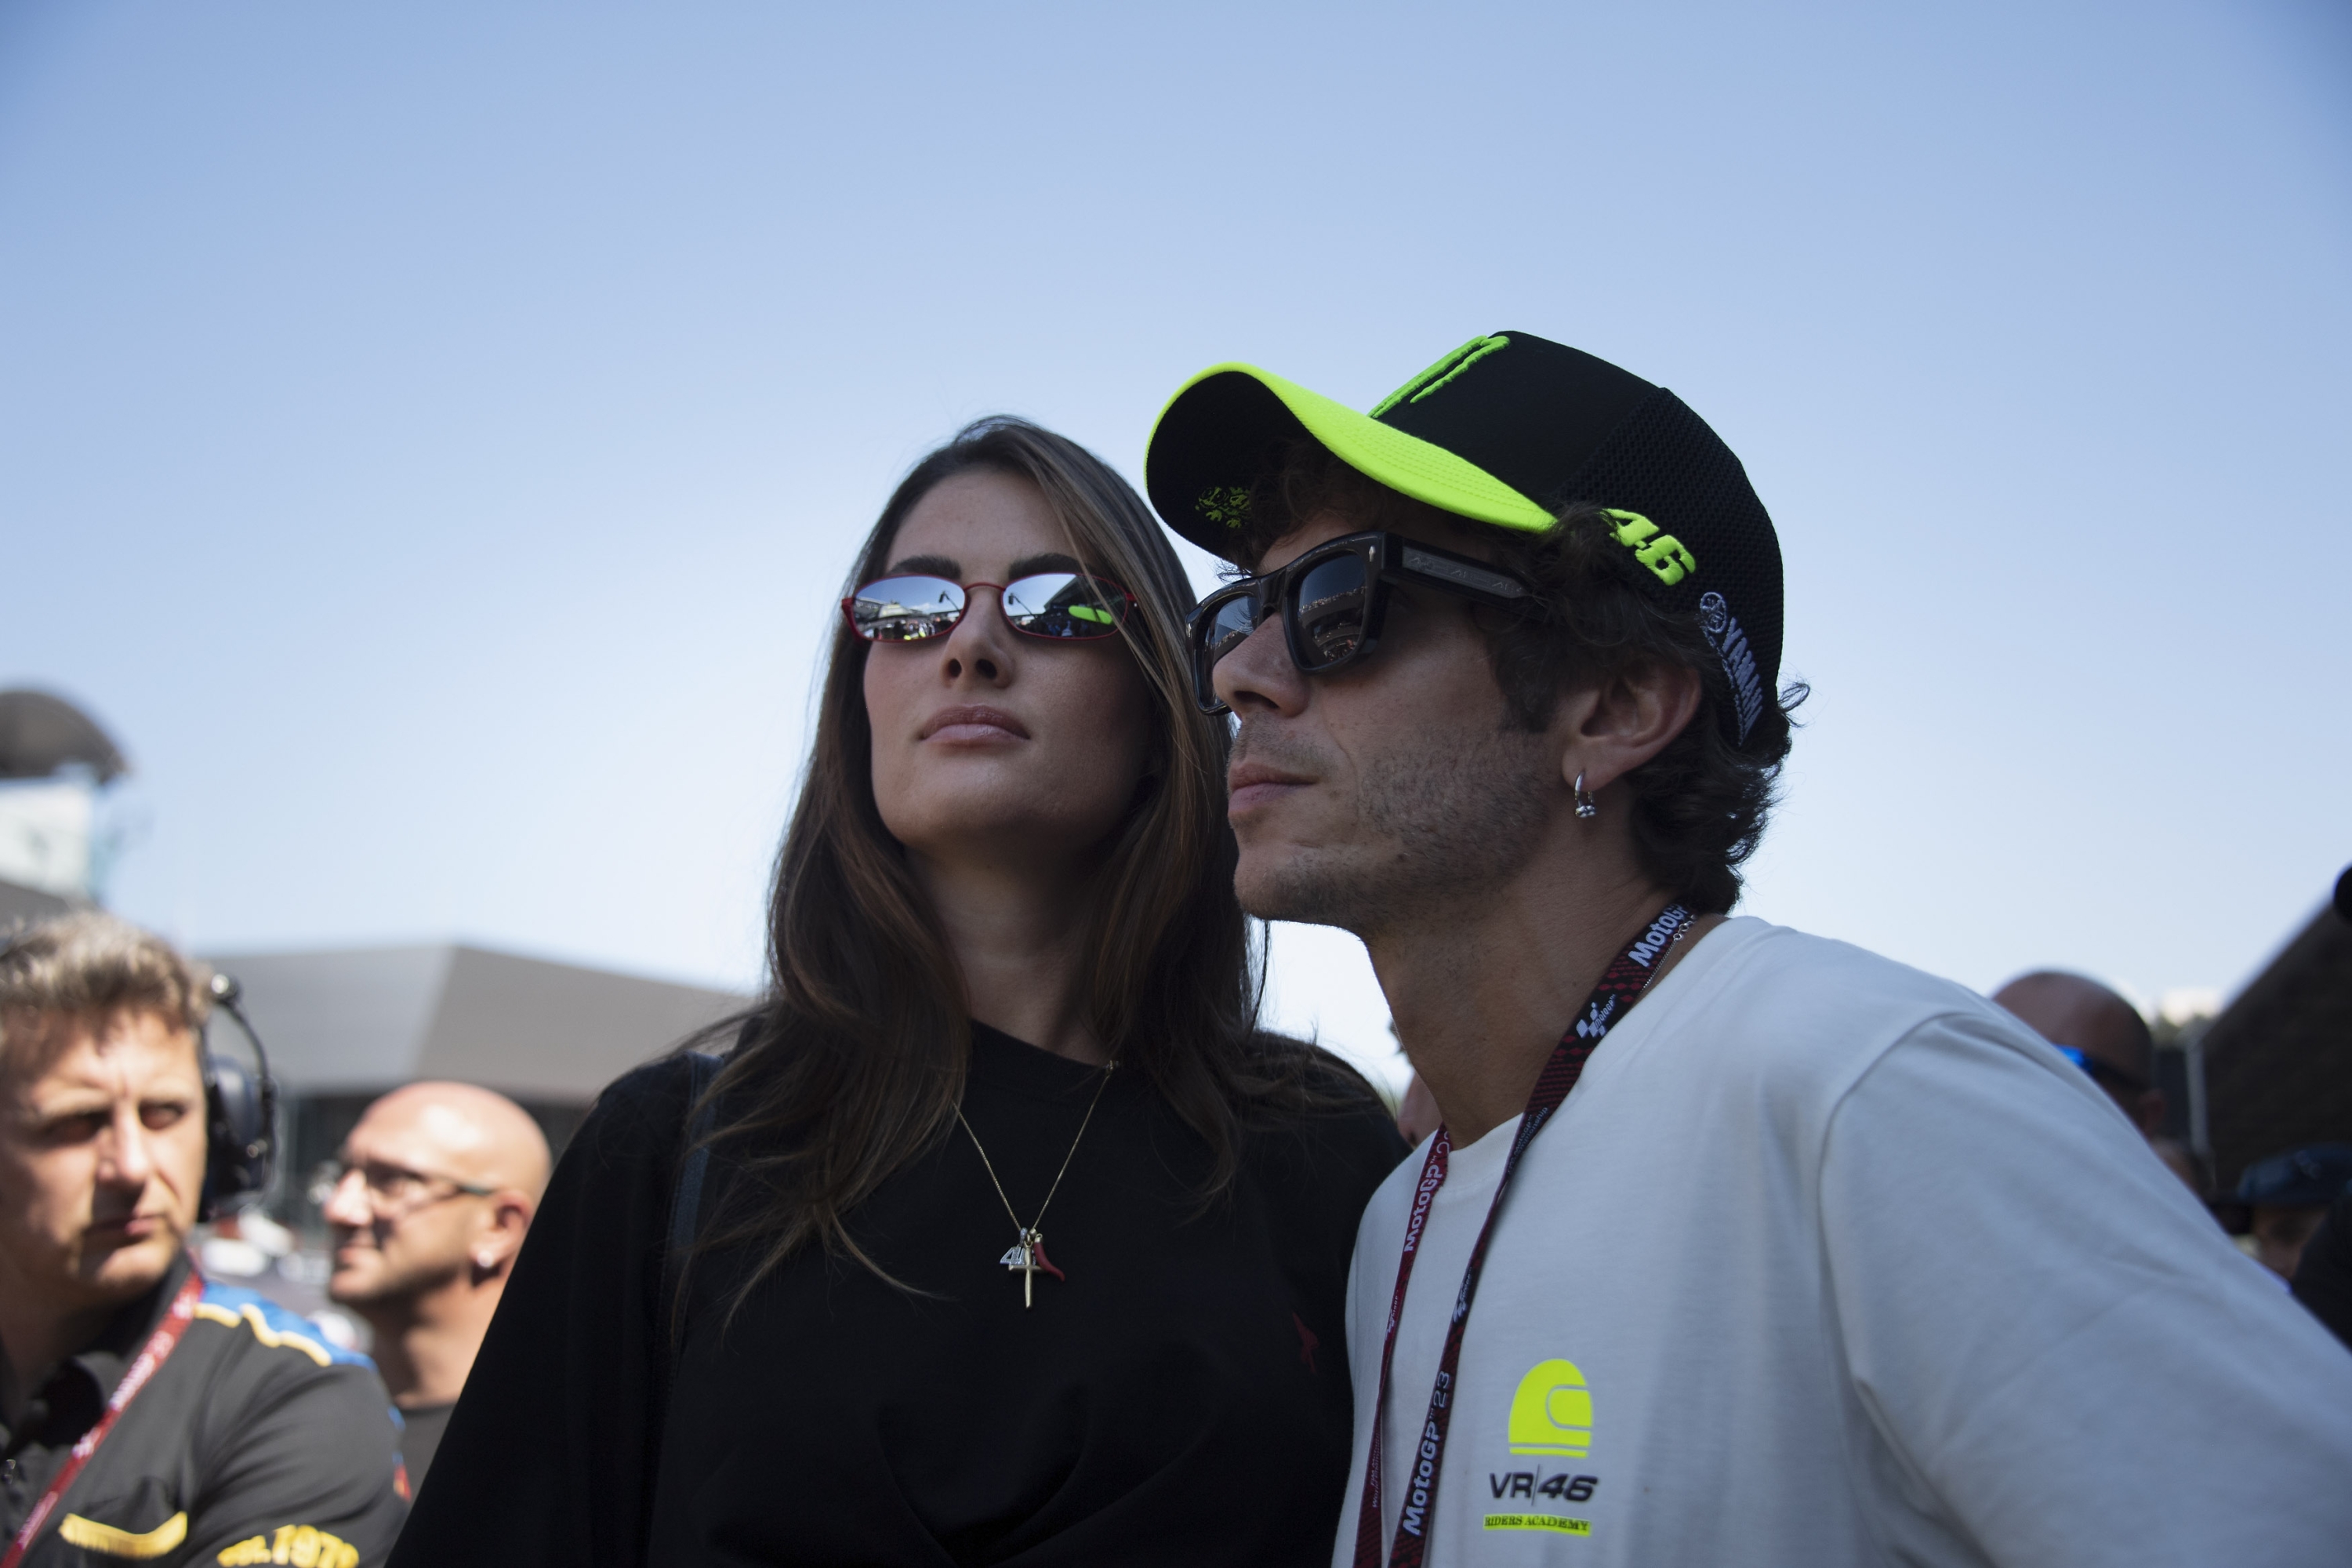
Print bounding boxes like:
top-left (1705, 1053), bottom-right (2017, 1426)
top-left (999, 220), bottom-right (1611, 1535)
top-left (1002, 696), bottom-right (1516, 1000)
top-left (2211, 1144), bottom-right (2352, 1236)
top-left (1145, 330), bottom-right (1784, 747)
top-left (2238, 1145), bottom-right (2352, 1209)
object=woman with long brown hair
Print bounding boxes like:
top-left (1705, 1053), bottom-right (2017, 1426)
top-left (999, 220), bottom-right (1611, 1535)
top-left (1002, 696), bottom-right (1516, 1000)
top-left (392, 418), bottom-right (1406, 1567)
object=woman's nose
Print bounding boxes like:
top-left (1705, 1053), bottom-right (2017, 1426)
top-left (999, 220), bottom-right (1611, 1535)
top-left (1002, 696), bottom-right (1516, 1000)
top-left (940, 586), bottom-right (1014, 686)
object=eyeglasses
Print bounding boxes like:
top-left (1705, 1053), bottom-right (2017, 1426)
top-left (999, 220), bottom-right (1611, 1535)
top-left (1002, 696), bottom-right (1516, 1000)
top-left (310, 1158), bottom-right (495, 1221)
top-left (843, 572), bottom-right (1136, 644)
top-left (2053, 1046), bottom-right (2147, 1096)
top-left (1185, 532), bottom-right (1537, 716)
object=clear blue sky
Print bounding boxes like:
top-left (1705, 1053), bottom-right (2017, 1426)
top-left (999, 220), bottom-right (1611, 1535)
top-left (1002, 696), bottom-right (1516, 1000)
top-left (5, 1), bottom-right (2347, 1084)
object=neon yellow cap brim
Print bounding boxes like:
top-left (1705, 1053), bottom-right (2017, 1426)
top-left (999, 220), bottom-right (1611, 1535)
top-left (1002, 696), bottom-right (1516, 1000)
top-left (1144, 361), bottom-right (1552, 560)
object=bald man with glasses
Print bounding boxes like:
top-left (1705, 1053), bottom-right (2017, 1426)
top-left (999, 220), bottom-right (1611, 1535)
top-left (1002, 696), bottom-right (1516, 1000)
top-left (1991, 971), bottom-right (2203, 1191)
top-left (320, 1083), bottom-right (549, 1492)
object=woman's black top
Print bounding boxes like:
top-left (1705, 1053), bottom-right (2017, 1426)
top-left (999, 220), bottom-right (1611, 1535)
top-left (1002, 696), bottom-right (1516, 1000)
top-left (390, 1022), bottom-right (1406, 1567)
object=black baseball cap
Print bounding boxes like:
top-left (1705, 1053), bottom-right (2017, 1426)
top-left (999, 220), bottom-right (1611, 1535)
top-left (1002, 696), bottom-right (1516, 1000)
top-left (1145, 331), bottom-right (1784, 746)
top-left (2236, 1145), bottom-right (2352, 1208)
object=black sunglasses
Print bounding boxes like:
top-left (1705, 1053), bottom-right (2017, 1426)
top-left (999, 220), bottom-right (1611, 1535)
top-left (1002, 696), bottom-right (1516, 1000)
top-left (843, 572), bottom-right (1137, 644)
top-left (1186, 532), bottom-right (1537, 715)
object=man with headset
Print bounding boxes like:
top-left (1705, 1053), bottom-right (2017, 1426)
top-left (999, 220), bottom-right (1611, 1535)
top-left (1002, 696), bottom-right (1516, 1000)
top-left (0, 913), bottom-right (406, 1567)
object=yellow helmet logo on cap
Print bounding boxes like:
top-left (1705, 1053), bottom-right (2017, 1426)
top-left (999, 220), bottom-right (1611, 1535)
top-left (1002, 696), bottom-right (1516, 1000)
top-left (1508, 1359), bottom-right (1594, 1457)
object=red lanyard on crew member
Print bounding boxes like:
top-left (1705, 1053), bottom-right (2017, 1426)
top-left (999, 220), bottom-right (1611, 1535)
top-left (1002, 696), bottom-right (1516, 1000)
top-left (2, 1265), bottom-right (206, 1568)
top-left (1352, 904), bottom-right (1694, 1568)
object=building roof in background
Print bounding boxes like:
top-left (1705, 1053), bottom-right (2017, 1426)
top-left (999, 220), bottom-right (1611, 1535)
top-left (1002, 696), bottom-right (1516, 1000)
top-left (0, 689), bottom-right (129, 783)
top-left (2200, 891), bottom-right (2352, 1191)
top-left (201, 943), bottom-right (749, 1102)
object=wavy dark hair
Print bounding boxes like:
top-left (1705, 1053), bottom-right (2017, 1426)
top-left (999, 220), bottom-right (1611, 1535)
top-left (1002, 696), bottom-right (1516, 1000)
top-left (688, 418), bottom-right (1370, 1309)
top-left (1243, 441), bottom-right (1805, 914)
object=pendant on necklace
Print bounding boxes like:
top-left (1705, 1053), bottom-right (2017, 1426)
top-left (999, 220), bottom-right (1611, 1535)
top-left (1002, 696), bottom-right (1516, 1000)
top-left (996, 1227), bottom-right (1066, 1308)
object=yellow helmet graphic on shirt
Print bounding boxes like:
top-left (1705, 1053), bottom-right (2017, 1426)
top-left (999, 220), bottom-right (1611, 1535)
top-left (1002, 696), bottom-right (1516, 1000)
top-left (1508, 1359), bottom-right (1593, 1457)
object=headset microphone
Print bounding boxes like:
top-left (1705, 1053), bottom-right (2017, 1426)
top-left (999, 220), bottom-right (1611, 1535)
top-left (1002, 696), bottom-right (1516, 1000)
top-left (201, 970), bottom-right (280, 1219)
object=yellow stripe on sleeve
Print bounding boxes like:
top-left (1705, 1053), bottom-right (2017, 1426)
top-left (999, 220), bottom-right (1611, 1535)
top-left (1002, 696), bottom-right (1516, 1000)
top-left (57, 1509), bottom-right (188, 1558)
top-left (193, 1301), bottom-right (333, 1366)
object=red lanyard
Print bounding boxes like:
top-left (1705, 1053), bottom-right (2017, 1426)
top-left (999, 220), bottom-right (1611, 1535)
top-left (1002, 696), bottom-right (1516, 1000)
top-left (1352, 905), bottom-right (1693, 1568)
top-left (2, 1265), bottom-right (205, 1568)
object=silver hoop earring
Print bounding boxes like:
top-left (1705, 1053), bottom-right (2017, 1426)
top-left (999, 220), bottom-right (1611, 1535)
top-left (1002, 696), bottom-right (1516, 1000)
top-left (1573, 771), bottom-right (1598, 820)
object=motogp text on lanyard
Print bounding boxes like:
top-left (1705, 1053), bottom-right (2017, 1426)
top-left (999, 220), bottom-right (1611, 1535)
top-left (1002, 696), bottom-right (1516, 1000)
top-left (1352, 904), bottom-right (1694, 1568)
top-left (1, 1269), bottom-right (205, 1568)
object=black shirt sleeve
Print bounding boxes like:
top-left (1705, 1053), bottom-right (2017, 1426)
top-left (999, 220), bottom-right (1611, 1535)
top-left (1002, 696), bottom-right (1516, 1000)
top-left (186, 1364), bottom-right (409, 1568)
top-left (388, 1057), bottom-right (695, 1568)
top-left (2292, 1192), bottom-right (2352, 1351)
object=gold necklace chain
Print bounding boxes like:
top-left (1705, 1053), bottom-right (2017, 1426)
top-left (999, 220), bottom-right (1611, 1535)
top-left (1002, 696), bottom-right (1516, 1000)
top-left (956, 1058), bottom-right (1116, 1308)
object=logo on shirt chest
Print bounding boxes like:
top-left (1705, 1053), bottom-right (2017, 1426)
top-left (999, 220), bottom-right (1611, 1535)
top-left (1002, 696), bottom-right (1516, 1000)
top-left (1508, 1359), bottom-right (1592, 1455)
top-left (214, 1523), bottom-right (361, 1566)
top-left (1486, 1358), bottom-right (1602, 1537)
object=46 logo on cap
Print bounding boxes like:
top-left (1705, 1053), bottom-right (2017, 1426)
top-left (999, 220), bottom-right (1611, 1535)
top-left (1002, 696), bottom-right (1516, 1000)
top-left (1604, 510), bottom-right (1697, 587)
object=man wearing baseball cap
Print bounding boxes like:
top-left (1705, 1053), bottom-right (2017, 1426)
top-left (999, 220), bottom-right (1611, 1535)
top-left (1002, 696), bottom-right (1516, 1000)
top-left (1145, 332), bottom-right (2352, 1567)
top-left (2228, 1143), bottom-right (2352, 1281)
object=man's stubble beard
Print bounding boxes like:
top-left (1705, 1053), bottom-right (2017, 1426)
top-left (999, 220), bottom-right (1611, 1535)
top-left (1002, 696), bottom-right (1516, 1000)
top-left (1232, 715), bottom-right (1552, 938)
top-left (330, 1243), bottom-right (464, 1311)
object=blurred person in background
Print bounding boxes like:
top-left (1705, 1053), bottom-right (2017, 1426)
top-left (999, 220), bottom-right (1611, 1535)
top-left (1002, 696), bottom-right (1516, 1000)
top-left (394, 418), bottom-right (1406, 1568)
top-left (1993, 969), bottom-right (2200, 1189)
top-left (2285, 872), bottom-right (2352, 1345)
top-left (1, 913), bottom-right (405, 1567)
top-left (1991, 971), bottom-right (2161, 1129)
top-left (321, 1083), bottom-right (548, 1494)
top-left (2291, 1187), bottom-right (2352, 1349)
top-left (2221, 1144), bottom-right (2352, 1283)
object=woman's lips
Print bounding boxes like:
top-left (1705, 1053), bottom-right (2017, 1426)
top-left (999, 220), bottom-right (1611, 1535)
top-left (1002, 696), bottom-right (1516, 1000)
top-left (920, 705), bottom-right (1030, 743)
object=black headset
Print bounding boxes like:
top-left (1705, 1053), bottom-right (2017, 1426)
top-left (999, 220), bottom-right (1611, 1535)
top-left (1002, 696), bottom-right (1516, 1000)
top-left (201, 971), bottom-right (280, 1218)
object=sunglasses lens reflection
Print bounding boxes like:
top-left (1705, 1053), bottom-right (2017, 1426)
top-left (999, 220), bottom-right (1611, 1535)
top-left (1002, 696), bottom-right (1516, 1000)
top-left (1203, 593), bottom-right (1258, 665)
top-left (1190, 590), bottom-right (1260, 710)
top-left (850, 575), bottom-right (965, 641)
top-left (1291, 554), bottom-right (1372, 667)
top-left (1001, 574), bottom-right (1127, 639)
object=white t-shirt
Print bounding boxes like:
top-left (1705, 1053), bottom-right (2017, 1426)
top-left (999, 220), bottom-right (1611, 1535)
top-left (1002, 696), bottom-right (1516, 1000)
top-left (1337, 918), bottom-right (2352, 1567)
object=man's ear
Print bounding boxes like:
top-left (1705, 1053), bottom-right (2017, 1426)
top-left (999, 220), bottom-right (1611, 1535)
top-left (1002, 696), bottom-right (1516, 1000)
top-left (1559, 662), bottom-right (1703, 796)
top-left (471, 1192), bottom-right (535, 1276)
